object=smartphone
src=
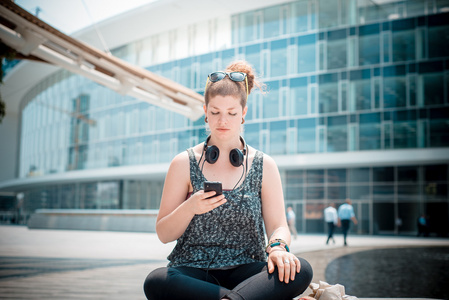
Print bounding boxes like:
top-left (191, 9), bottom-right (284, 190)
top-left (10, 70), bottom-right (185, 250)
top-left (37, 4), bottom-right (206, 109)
top-left (203, 181), bottom-right (222, 198)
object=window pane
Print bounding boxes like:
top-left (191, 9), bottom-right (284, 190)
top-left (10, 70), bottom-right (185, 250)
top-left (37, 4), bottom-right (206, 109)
top-left (359, 32), bottom-right (380, 65)
top-left (349, 168), bottom-right (370, 182)
top-left (263, 81), bottom-right (279, 118)
top-left (327, 116), bottom-right (347, 152)
top-left (349, 185), bottom-right (370, 200)
top-left (270, 121), bottom-right (287, 155)
top-left (306, 186), bottom-right (324, 199)
top-left (359, 112), bottom-right (381, 150)
top-left (328, 169), bottom-right (347, 184)
top-left (287, 170), bottom-right (305, 185)
top-left (398, 166), bottom-right (419, 182)
top-left (328, 186), bottom-right (347, 200)
top-left (319, 82), bottom-right (339, 113)
top-left (318, 0), bottom-right (338, 29)
top-left (290, 80), bottom-right (308, 116)
top-left (373, 185), bottom-right (394, 201)
top-left (307, 170), bottom-right (325, 184)
top-left (422, 73), bottom-right (445, 106)
top-left (383, 77), bottom-right (406, 108)
top-left (298, 35), bottom-right (316, 73)
top-left (398, 184), bottom-right (420, 202)
top-left (428, 25), bottom-right (449, 59)
top-left (264, 6), bottom-right (280, 38)
top-left (271, 39), bottom-right (288, 77)
top-left (373, 167), bottom-right (394, 182)
top-left (350, 79), bottom-right (371, 111)
top-left (425, 164), bottom-right (448, 182)
top-left (298, 118), bottom-right (316, 153)
top-left (394, 121), bottom-right (417, 149)
top-left (392, 30), bottom-right (416, 62)
top-left (327, 38), bottom-right (347, 69)
top-left (292, 0), bottom-right (310, 33)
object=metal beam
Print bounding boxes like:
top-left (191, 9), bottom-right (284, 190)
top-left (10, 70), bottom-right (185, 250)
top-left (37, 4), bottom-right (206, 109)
top-left (0, 1), bottom-right (204, 120)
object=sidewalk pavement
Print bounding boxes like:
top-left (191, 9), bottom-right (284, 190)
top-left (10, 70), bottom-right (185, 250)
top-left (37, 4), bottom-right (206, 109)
top-left (0, 225), bottom-right (448, 300)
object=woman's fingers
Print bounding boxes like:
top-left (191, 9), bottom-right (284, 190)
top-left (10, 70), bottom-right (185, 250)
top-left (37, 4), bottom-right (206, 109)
top-left (269, 253), bottom-right (301, 283)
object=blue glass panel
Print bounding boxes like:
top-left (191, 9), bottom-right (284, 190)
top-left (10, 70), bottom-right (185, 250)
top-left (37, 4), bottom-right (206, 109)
top-left (327, 116), bottom-right (347, 152)
top-left (298, 118), bottom-right (316, 153)
top-left (263, 81), bottom-right (279, 118)
top-left (327, 39), bottom-right (347, 69)
top-left (307, 169), bottom-right (325, 184)
top-left (392, 30), bottom-right (416, 62)
top-left (418, 61), bottom-right (444, 73)
top-left (297, 35), bottom-right (316, 73)
top-left (428, 12), bottom-right (449, 27)
top-left (245, 44), bottom-right (261, 75)
top-left (349, 168), bottom-right (370, 182)
top-left (328, 169), bottom-right (347, 184)
top-left (359, 33), bottom-right (380, 65)
top-left (383, 76), bottom-right (406, 108)
top-left (290, 83), bottom-right (308, 116)
top-left (270, 120), bottom-right (287, 155)
top-left (360, 112), bottom-right (380, 123)
top-left (319, 81), bottom-right (338, 113)
top-left (328, 29), bottom-right (347, 40)
top-left (359, 24), bottom-right (380, 35)
top-left (428, 25), bottom-right (449, 58)
top-left (271, 39), bottom-right (287, 77)
top-left (373, 167), bottom-right (394, 182)
top-left (392, 18), bottom-right (415, 31)
top-left (264, 5), bottom-right (280, 38)
top-left (429, 108), bottom-right (449, 147)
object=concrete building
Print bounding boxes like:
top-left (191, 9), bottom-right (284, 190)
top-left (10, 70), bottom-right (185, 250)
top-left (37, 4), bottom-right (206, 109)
top-left (1, 0), bottom-right (448, 235)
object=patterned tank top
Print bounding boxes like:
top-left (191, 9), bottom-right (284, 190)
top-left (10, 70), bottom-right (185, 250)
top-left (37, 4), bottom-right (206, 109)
top-left (167, 148), bottom-right (266, 269)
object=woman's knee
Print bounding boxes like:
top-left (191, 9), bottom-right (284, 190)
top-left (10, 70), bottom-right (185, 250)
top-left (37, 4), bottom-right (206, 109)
top-left (297, 257), bottom-right (313, 284)
top-left (143, 267), bottom-right (170, 299)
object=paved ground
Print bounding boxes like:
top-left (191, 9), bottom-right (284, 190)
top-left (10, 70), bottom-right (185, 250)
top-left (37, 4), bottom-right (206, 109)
top-left (0, 225), bottom-right (448, 300)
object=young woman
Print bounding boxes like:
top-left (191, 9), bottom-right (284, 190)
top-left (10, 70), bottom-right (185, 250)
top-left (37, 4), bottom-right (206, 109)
top-left (143, 60), bottom-right (313, 300)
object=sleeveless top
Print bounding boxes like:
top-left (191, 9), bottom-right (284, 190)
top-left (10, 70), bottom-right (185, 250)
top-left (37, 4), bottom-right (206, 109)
top-left (167, 148), bottom-right (266, 269)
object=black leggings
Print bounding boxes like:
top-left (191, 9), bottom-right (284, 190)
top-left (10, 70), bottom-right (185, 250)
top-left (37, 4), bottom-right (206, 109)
top-left (143, 257), bottom-right (313, 300)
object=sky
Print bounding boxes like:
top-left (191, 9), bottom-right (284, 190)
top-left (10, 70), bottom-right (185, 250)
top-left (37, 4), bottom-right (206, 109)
top-left (15, 0), bottom-right (158, 35)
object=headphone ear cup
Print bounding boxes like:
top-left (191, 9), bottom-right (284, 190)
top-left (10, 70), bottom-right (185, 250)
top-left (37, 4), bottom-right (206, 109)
top-left (205, 145), bottom-right (220, 164)
top-left (229, 149), bottom-right (244, 167)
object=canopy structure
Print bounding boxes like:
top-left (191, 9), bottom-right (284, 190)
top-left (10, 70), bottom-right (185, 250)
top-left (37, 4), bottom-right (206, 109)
top-left (0, 1), bottom-right (205, 120)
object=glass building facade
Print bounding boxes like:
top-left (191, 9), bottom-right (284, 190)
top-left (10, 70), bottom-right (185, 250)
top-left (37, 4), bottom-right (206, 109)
top-left (6, 0), bottom-right (449, 235)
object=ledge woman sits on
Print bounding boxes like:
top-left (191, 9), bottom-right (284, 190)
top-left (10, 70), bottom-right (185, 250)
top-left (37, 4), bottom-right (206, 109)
top-left (143, 60), bottom-right (313, 300)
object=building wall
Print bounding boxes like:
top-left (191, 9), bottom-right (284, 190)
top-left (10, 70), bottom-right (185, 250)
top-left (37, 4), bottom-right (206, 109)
top-left (2, 0), bottom-right (449, 235)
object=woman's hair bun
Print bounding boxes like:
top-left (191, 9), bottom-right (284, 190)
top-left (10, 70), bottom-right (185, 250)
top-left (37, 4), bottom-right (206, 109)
top-left (226, 60), bottom-right (265, 95)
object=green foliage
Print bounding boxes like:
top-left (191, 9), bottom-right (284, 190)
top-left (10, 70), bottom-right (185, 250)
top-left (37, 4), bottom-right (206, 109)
top-left (0, 42), bottom-right (18, 124)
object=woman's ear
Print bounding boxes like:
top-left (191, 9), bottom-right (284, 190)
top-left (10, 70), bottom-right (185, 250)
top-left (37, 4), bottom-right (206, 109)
top-left (203, 104), bottom-right (207, 115)
top-left (242, 106), bottom-right (248, 118)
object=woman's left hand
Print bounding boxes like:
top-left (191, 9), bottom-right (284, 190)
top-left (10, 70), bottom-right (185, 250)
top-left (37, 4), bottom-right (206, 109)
top-left (267, 249), bottom-right (301, 283)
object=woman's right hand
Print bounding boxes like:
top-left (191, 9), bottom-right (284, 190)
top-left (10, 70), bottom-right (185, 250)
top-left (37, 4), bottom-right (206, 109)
top-left (186, 190), bottom-right (227, 215)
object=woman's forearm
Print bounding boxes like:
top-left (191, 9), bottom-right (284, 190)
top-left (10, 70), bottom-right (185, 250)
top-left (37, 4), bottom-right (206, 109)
top-left (156, 199), bottom-right (195, 243)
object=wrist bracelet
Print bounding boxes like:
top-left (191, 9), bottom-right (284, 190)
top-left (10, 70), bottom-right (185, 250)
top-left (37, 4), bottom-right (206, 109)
top-left (265, 239), bottom-right (290, 254)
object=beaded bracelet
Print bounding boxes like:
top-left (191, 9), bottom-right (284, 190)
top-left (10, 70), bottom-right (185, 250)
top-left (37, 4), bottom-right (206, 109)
top-left (265, 239), bottom-right (290, 254)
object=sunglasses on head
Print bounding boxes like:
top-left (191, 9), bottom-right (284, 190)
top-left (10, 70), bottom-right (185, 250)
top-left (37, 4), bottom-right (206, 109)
top-left (205, 71), bottom-right (249, 100)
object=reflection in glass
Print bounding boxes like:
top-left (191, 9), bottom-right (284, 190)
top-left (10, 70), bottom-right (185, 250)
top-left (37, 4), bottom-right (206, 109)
top-left (392, 30), bottom-right (415, 62)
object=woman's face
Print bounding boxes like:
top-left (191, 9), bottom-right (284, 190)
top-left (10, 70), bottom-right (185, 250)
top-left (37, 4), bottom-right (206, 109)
top-left (204, 95), bottom-right (247, 139)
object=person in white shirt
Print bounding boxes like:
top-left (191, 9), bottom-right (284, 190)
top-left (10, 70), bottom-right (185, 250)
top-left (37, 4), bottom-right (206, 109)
top-left (324, 203), bottom-right (338, 245)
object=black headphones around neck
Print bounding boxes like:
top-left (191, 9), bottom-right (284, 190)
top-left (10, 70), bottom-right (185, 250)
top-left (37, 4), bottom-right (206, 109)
top-left (202, 135), bottom-right (247, 167)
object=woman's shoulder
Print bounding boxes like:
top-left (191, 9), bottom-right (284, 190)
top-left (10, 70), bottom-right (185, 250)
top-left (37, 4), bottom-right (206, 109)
top-left (170, 144), bottom-right (202, 167)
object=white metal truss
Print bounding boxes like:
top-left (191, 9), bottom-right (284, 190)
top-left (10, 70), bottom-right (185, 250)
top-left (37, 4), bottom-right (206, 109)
top-left (0, 1), bottom-right (205, 120)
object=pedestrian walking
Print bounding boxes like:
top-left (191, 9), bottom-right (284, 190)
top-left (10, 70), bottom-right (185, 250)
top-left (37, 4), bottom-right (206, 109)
top-left (324, 203), bottom-right (338, 245)
top-left (337, 199), bottom-right (358, 246)
top-left (287, 206), bottom-right (298, 240)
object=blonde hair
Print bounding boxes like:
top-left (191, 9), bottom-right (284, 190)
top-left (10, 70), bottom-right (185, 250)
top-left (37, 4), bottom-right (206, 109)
top-left (204, 60), bottom-right (265, 108)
